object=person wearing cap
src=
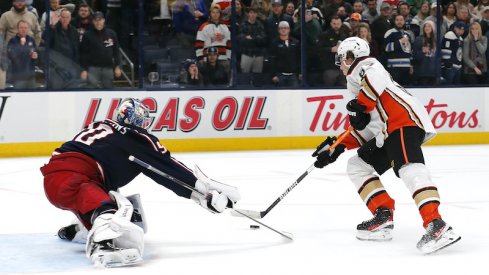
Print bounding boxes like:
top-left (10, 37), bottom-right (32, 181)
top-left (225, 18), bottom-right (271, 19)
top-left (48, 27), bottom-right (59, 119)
top-left (200, 46), bottom-right (229, 86)
top-left (0, 0), bottom-right (42, 89)
top-left (194, 4), bottom-right (231, 66)
top-left (462, 21), bottom-right (487, 84)
top-left (40, 0), bottom-right (75, 32)
top-left (79, 11), bottom-right (122, 88)
top-left (345, 12), bottom-right (363, 35)
top-left (441, 21), bottom-right (465, 84)
top-left (177, 58), bottom-right (204, 87)
top-left (265, 0), bottom-right (294, 45)
top-left (269, 20), bottom-right (300, 87)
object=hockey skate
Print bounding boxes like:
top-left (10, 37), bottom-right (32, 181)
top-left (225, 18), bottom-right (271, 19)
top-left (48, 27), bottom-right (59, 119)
top-left (88, 239), bottom-right (143, 268)
top-left (416, 219), bottom-right (461, 254)
top-left (356, 208), bottom-right (394, 241)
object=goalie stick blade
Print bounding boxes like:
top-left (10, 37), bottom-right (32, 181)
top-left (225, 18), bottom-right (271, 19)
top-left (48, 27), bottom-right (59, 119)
top-left (230, 208), bottom-right (263, 219)
top-left (232, 209), bottom-right (293, 241)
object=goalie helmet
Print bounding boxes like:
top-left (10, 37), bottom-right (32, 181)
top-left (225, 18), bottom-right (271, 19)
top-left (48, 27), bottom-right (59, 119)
top-left (335, 37), bottom-right (370, 66)
top-left (114, 98), bottom-right (151, 129)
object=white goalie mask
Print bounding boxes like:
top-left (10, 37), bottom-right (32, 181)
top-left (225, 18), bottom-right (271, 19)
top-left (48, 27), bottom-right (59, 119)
top-left (335, 37), bottom-right (370, 66)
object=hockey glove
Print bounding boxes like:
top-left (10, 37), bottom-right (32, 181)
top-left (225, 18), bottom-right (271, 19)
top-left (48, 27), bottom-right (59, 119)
top-left (346, 99), bottom-right (370, 130)
top-left (312, 136), bottom-right (337, 157)
top-left (314, 142), bottom-right (346, 168)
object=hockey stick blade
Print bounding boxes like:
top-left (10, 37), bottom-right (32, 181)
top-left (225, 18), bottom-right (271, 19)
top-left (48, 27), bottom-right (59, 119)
top-left (233, 209), bottom-right (293, 241)
top-left (230, 208), bottom-right (263, 219)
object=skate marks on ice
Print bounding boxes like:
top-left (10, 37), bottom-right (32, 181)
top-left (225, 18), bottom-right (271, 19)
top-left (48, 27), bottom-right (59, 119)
top-left (0, 233), bottom-right (90, 274)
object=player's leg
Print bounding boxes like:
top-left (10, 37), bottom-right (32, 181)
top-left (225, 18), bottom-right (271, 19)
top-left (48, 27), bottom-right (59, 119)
top-left (86, 191), bottom-right (144, 267)
top-left (389, 127), bottom-right (461, 253)
top-left (348, 140), bottom-right (395, 241)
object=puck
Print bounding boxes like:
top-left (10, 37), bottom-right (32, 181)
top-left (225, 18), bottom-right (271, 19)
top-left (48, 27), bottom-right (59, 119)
top-left (250, 225), bottom-right (260, 229)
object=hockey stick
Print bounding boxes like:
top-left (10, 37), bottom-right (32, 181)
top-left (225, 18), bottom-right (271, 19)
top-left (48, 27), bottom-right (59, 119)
top-left (128, 156), bottom-right (293, 240)
top-left (232, 126), bottom-right (353, 219)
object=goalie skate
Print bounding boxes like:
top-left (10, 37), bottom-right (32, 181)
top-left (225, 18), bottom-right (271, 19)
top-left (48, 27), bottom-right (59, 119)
top-left (416, 219), bottom-right (461, 254)
top-left (356, 208), bottom-right (394, 241)
top-left (89, 240), bottom-right (143, 268)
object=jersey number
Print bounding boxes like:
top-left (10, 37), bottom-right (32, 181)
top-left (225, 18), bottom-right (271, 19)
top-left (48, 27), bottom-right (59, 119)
top-left (74, 124), bottom-right (114, 146)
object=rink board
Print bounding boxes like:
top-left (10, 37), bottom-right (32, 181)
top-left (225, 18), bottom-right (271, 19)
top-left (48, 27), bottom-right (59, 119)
top-left (0, 88), bottom-right (488, 157)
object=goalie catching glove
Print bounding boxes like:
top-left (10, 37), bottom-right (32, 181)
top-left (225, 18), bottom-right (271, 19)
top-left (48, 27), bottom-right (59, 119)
top-left (312, 136), bottom-right (346, 168)
top-left (346, 99), bottom-right (370, 130)
top-left (191, 165), bottom-right (241, 213)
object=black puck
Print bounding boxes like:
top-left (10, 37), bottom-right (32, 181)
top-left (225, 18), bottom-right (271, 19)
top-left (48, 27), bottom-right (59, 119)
top-left (250, 225), bottom-right (260, 229)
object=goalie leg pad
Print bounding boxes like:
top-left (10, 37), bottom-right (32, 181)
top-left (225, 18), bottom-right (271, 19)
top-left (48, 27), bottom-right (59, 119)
top-left (126, 194), bottom-right (148, 233)
top-left (86, 191), bottom-right (144, 267)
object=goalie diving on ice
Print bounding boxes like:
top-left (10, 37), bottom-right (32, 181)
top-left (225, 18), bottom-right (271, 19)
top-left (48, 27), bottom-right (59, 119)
top-left (40, 98), bottom-right (241, 267)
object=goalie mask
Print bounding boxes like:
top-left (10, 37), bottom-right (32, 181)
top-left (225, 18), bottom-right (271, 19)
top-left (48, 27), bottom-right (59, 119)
top-left (115, 98), bottom-right (151, 129)
top-left (335, 37), bottom-right (370, 66)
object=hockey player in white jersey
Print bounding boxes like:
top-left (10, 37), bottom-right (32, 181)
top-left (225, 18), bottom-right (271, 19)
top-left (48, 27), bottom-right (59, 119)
top-left (312, 37), bottom-right (461, 254)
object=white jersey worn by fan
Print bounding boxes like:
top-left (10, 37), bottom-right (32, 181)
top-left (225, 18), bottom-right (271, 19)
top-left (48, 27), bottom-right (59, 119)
top-left (343, 56), bottom-right (436, 149)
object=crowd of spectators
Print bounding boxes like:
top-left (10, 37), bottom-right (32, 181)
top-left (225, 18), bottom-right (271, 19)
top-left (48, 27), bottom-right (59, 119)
top-left (1, 0), bottom-right (489, 90)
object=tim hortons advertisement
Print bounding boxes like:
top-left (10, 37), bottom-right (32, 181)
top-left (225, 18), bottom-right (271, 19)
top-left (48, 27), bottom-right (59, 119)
top-left (0, 88), bottom-right (486, 144)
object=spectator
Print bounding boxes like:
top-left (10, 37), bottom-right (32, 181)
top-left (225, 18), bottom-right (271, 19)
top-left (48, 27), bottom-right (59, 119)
top-left (362, 0), bottom-right (379, 24)
top-left (442, 2), bottom-right (457, 36)
top-left (250, 0), bottom-right (272, 22)
top-left (234, 0), bottom-right (245, 28)
top-left (0, 0), bottom-right (42, 89)
top-left (384, 14), bottom-right (414, 85)
top-left (71, 3), bottom-right (92, 42)
top-left (456, 4), bottom-right (474, 27)
top-left (357, 22), bottom-right (380, 58)
top-left (344, 12), bottom-right (363, 35)
top-left (406, 0), bottom-right (431, 17)
top-left (323, 0), bottom-right (353, 26)
top-left (172, 0), bottom-right (208, 48)
top-left (413, 20), bottom-right (437, 85)
top-left (46, 8), bottom-right (80, 88)
top-left (474, 0), bottom-right (489, 20)
top-left (40, 0), bottom-right (75, 31)
top-left (441, 21), bottom-right (465, 84)
top-left (238, 7), bottom-right (267, 74)
top-left (413, 1), bottom-right (431, 27)
top-left (269, 21), bottom-right (300, 87)
top-left (454, 0), bottom-right (475, 19)
top-left (7, 20), bottom-right (38, 89)
top-left (480, 6), bottom-right (489, 34)
top-left (462, 22), bottom-right (487, 84)
top-left (285, 1), bottom-right (295, 17)
top-left (371, 2), bottom-right (392, 56)
top-left (212, 0), bottom-right (232, 26)
top-left (352, 0), bottom-right (364, 14)
top-left (178, 58), bottom-right (205, 87)
top-left (200, 46), bottom-right (229, 86)
top-left (397, 1), bottom-right (419, 36)
top-left (194, 4), bottom-right (231, 67)
top-left (79, 11), bottom-right (121, 88)
top-left (265, 0), bottom-right (294, 44)
top-left (318, 15), bottom-right (349, 86)
top-left (293, 0), bottom-right (325, 27)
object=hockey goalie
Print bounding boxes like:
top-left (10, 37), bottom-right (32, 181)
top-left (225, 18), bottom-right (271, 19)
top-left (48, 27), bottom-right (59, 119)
top-left (40, 98), bottom-right (240, 267)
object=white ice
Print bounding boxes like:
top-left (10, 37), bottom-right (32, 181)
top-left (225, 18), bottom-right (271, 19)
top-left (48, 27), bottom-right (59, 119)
top-left (1, 145), bottom-right (488, 275)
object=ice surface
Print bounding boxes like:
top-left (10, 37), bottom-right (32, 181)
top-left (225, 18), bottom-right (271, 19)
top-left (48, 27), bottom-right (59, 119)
top-left (1, 145), bottom-right (488, 274)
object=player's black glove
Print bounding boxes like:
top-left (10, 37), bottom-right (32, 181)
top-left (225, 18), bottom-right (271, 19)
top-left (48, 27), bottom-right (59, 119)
top-left (346, 99), bottom-right (370, 130)
top-left (312, 136), bottom-right (346, 168)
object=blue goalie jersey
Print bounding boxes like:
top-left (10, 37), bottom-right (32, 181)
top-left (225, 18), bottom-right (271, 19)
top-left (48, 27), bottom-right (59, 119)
top-left (56, 119), bottom-right (197, 198)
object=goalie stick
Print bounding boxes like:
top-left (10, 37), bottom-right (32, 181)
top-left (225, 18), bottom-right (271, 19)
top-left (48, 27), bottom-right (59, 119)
top-left (128, 156), bottom-right (293, 241)
top-left (231, 127), bottom-right (353, 219)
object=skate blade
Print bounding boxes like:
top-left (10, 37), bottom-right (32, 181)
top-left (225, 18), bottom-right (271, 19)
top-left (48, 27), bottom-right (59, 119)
top-left (356, 228), bottom-right (393, 241)
top-left (91, 248), bottom-right (143, 268)
top-left (420, 229), bottom-right (461, 255)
